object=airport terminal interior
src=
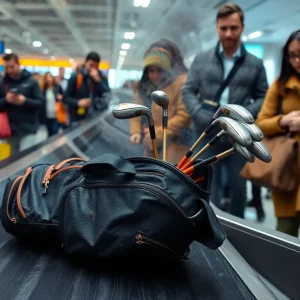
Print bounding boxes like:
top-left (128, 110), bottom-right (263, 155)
top-left (0, 0), bottom-right (300, 299)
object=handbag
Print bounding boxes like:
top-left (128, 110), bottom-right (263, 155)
top-left (240, 95), bottom-right (299, 192)
top-left (1, 153), bottom-right (226, 258)
top-left (0, 111), bottom-right (12, 139)
top-left (0, 83), bottom-right (12, 139)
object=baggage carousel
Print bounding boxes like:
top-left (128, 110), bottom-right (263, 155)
top-left (0, 89), bottom-right (298, 300)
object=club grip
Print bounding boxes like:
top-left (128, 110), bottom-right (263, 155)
top-left (149, 125), bottom-right (156, 140)
top-left (193, 156), bottom-right (217, 177)
top-left (163, 116), bottom-right (168, 129)
top-left (208, 134), bottom-right (220, 146)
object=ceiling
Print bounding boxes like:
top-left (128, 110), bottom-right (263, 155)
top-left (0, 0), bottom-right (299, 69)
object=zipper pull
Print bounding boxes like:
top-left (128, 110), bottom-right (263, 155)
top-left (43, 179), bottom-right (49, 194)
top-left (135, 233), bottom-right (143, 244)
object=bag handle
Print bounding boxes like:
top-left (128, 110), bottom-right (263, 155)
top-left (81, 153), bottom-right (136, 178)
top-left (54, 158), bottom-right (87, 171)
top-left (189, 198), bottom-right (226, 250)
top-left (214, 56), bottom-right (244, 102)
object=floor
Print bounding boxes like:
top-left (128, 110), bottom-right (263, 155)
top-left (244, 183), bottom-right (276, 230)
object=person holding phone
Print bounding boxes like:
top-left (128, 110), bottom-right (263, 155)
top-left (0, 53), bottom-right (44, 155)
top-left (64, 52), bottom-right (110, 125)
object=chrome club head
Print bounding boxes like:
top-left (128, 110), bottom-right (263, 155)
top-left (234, 143), bottom-right (256, 162)
top-left (213, 104), bottom-right (255, 124)
top-left (151, 91), bottom-right (169, 110)
top-left (240, 122), bottom-right (264, 141)
top-left (113, 103), bottom-right (154, 126)
top-left (210, 117), bottom-right (252, 147)
top-left (247, 141), bottom-right (272, 163)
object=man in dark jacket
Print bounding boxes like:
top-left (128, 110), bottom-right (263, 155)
top-left (182, 3), bottom-right (268, 218)
top-left (0, 53), bottom-right (44, 155)
top-left (64, 52), bottom-right (110, 124)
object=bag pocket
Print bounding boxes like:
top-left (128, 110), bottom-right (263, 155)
top-left (59, 182), bottom-right (191, 258)
top-left (1, 158), bottom-right (86, 240)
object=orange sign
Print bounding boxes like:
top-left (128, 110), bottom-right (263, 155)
top-left (0, 58), bottom-right (110, 70)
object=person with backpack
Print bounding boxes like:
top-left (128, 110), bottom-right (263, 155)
top-left (64, 52), bottom-right (110, 125)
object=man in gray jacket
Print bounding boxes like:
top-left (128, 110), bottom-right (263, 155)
top-left (182, 3), bottom-right (268, 218)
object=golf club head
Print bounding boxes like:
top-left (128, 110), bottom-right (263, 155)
top-left (234, 143), bottom-right (256, 163)
top-left (213, 104), bottom-right (255, 124)
top-left (113, 103), bottom-right (154, 126)
top-left (247, 141), bottom-right (272, 163)
top-left (211, 117), bottom-right (252, 147)
top-left (240, 122), bottom-right (264, 141)
top-left (151, 91), bottom-right (169, 109)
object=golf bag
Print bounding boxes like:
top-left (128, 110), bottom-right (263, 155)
top-left (2, 153), bottom-right (226, 259)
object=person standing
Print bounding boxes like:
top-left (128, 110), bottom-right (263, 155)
top-left (182, 3), bottom-right (268, 218)
top-left (64, 52), bottom-right (110, 125)
top-left (0, 53), bottom-right (44, 155)
top-left (257, 30), bottom-right (300, 237)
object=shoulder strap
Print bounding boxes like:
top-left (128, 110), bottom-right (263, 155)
top-left (277, 93), bottom-right (284, 114)
top-left (76, 73), bottom-right (83, 90)
top-left (214, 56), bottom-right (244, 102)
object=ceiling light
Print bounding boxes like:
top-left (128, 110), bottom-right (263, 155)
top-left (248, 31), bottom-right (263, 40)
top-left (121, 43), bottom-right (131, 50)
top-left (124, 32), bottom-right (135, 40)
top-left (5, 48), bottom-right (12, 54)
top-left (44, 48), bottom-right (49, 54)
top-left (50, 56), bottom-right (56, 60)
top-left (119, 50), bottom-right (127, 56)
top-left (32, 41), bottom-right (42, 48)
top-left (242, 36), bottom-right (248, 42)
top-left (133, 0), bottom-right (151, 7)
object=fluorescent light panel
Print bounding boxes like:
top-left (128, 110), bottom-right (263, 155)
top-left (121, 43), bottom-right (131, 50)
top-left (248, 31), bottom-right (263, 40)
top-left (133, 0), bottom-right (151, 8)
top-left (119, 50), bottom-right (127, 56)
top-left (124, 32), bottom-right (135, 40)
top-left (32, 40), bottom-right (42, 48)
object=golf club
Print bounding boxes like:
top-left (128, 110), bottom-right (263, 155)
top-left (180, 117), bottom-right (252, 170)
top-left (247, 141), bottom-right (272, 163)
top-left (151, 91), bottom-right (169, 161)
top-left (113, 103), bottom-right (159, 159)
top-left (240, 122), bottom-right (264, 141)
top-left (183, 143), bottom-right (255, 178)
top-left (177, 104), bottom-right (254, 168)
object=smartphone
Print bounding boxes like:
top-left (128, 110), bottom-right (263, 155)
top-left (9, 88), bottom-right (18, 94)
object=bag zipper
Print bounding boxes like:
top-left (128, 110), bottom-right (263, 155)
top-left (135, 232), bottom-right (188, 258)
top-left (42, 157), bottom-right (87, 194)
top-left (136, 170), bottom-right (165, 177)
top-left (15, 160), bottom-right (85, 220)
top-left (59, 182), bottom-right (187, 243)
top-left (6, 176), bottom-right (23, 223)
top-left (16, 167), bottom-right (33, 219)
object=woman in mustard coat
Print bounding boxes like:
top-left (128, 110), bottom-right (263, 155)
top-left (130, 39), bottom-right (191, 163)
top-left (257, 30), bottom-right (300, 236)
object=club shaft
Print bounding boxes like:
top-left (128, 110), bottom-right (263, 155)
top-left (163, 128), bottom-right (167, 161)
top-left (151, 139), bottom-right (159, 159)
top-left (181, 131), bottom-right (224, 170)
top-left (190, 132), bottom-right (206, 152)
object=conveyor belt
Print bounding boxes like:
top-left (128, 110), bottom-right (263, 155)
top-left (0, 226), bottom-right (254, 300)
top-left (0, 90), bottom-right (295, 299)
